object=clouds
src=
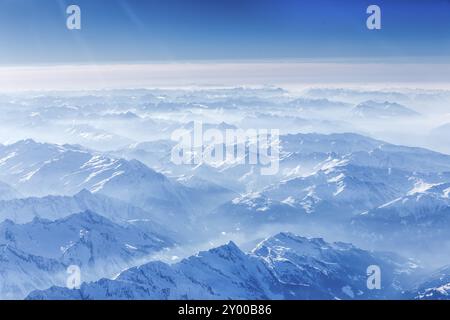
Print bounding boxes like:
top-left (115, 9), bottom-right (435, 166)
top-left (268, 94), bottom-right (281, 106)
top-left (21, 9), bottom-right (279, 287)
top-left (1, 62), bottom-right (449, 91)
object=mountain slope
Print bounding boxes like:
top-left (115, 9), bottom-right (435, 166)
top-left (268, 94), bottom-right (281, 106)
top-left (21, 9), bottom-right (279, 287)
top-left (352, 100), bottom-right (420, 119)
top-left (210, 161), bottom-right (420, 230)
top-left (0, 189), bottom-right (166, 226)
top-left (0, 181), bottom-right (21, 200)
top-left (354, 182), bottom-right (450, 226)
top-left (351, 182), bottom-right (450, 253)
top-left (0, 140), bottom-right (195, 227)
top-left (0, 211), bottom-right (173, 278)
top-left (0, 245), bottom-right (66, 300)
top-left (409, 265), bottom-right (450, 300)
top-left (26, 232), bottom-right (417, 300)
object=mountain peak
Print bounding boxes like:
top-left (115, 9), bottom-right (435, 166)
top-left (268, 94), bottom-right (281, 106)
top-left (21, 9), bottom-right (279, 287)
top-left (30, 216), bottom-right (52, 225)
top-left (194, 241), bottom-right (245, 262)
top-left (270, 231), bottom-right (308, 243)
top-left (64, 210), bottom-right (110, 225)
top-left (15, 138), bottom-right (38, 145)
top-left (213, 240), bottom-right (242, 254)
top-left (252, 232), bottom-right (332, 258)
top-left (74, 188), bottom-right (94, 198)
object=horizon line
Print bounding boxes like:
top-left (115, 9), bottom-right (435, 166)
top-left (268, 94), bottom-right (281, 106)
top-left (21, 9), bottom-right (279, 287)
top-left (1, 61), bottom-right (450, 92)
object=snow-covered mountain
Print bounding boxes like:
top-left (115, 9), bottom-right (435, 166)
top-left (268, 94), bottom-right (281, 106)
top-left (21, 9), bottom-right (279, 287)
top-left (64, 124), bottom-right (133, 151)
top-left (112, 140), bottom-right (176, 171)
top-left (0, 140), bottom-right (197, 226)
top-left (26, 232), bottom-right (417, 300)
top-left (344, 144), bottom-right (450, 173)
top-left (428, 123), bottom-right (450, 154)
top-left (181, 121), bottom-right (238, 132)
top-left (303, 88), bottom-right (412, 104)
top-left (176, 176), bottom-right (239, 215)
top-left (352, 100), bottom-right (420, 119)
top-left (351, 182), bottom-right (450, 247)
top-left (288, 97), bottom-right (352, 111)
top-left (0, 140), bottom-right (177, 197)
top-left (208, 131), bottom-right (450, 234)
top-left (0, 245), bottom-right (66, 300)
top-left (0, 189), bottom-right (167, 226)
top-left (262, 163), bottom-right (413, 215)
top-left (113, 132), bottom-right (450, 197)
top-left (209, 192), bottom-right (302, 231)
top-left (0, 181), bottom-right (21, 201)
top-left (0, 211), bottom-right (173, 279)
top-left (408, 265), bottom-right (450, 300)
top-left (210, 162), bottom-right (421, 230)
top-left (354, 182), bottom-right (450, 224)
top-left (280, 133), bottom-right (384, 155)
top-left (113, 133), bottom-right (388, 195)
top-left (2, 87), bottom-right (450, 300)
top-left (266, 133), bottom-right (450, 178)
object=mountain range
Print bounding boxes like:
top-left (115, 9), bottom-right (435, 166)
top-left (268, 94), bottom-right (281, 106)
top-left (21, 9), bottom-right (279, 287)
top-left (26, 232), bottom-right (419, 300)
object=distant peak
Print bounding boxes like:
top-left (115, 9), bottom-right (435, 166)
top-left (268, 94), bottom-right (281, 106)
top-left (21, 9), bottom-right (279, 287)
top-left (62, 210), bottom-right (110, 225)
top-left (255, 232), bottom-right (328, 251)
top-left (207, 241), bottom-right (244, 258)
top-left (30, 216), bottom-right (52, 225)
top-left (14, 138), bottom-right (38, 145)
top-left (75, 188), bottom-right (93, 197)
top-left (271, 232), bottom-right (309, 243)
top-left (0, 218), bottom-right (15, 227)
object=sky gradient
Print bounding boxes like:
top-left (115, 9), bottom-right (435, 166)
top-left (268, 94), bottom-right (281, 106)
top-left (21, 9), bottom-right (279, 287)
top-left (0, 0), bottom-right (449, 65)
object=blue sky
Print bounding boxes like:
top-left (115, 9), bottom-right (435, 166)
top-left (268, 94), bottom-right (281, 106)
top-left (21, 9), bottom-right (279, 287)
top-left (0, 0), bottom-right (449, 65)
